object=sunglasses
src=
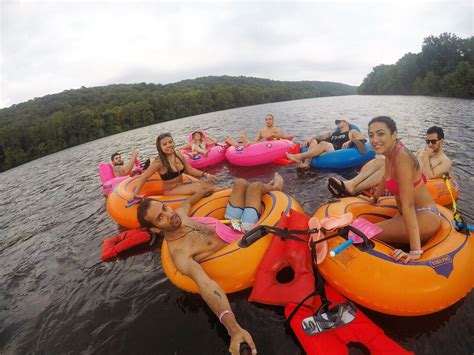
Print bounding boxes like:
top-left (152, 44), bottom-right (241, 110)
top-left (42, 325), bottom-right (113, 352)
top-left (158, 132), bottom-right (172, 140)
top-left (426, 139), bottom-right (440, 145)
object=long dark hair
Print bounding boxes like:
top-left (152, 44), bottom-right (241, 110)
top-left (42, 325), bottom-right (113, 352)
top-left (369, 116), bottom-right (419, 170)
top-left (137, 199), bottom-right (164, 242)
top-left (368, 116), bottom-right (397, 133)
top-left (137, 198), bottom-right (156, 229)
top-left (156, 133), bottom-right (174, 173)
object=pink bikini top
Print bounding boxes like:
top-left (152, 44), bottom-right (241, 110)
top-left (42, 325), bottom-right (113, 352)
top-left (385, 143), bottom-right (426, 195)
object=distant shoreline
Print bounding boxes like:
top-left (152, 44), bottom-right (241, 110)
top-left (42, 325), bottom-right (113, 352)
top-left (0, 75), bottom-right (356, 172)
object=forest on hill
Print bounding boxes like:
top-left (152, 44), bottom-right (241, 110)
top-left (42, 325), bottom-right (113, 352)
top-left (0, 76), bottom-right (356, 172)
top-left (358, 33), bottom-right (473, 98)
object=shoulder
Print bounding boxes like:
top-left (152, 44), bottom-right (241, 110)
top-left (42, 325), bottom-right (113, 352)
top-left (170, 247), bottom-right (200, 276)
top-left (175, 151), bottom-right (187, 161)
top-left (436, 153), bottom-right (452, 169)
top-left (396, 147), bottom-right (416, 167)
top-left (440, 152), bottom-right (452, 163)
top-left (169, 247), bottom-right (189, 266)
top-left (113, 166), bottom-right (123, 175)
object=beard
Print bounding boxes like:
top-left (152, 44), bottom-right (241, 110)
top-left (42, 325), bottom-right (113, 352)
top-left (169, 213), bottom-right (182, 229)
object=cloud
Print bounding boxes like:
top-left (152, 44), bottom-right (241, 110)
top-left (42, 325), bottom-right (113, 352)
top-left (1, 0), bottom-right (472, 108)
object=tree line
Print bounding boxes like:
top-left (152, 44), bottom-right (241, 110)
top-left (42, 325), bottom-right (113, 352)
top-left (358, 33), bottom-right (474, 98)
top-left (0, 76), bottom-right (356, 172)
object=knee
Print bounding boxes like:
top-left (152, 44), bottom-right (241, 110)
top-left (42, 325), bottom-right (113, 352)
top-left (373, 158), bottom-right (384, 168)
top-left (373, 159), bottom-right (385, 176)
top-left (321, 142), bottom-right (332, 150)
top-left (307, 139), bottom-right (317, 148)
top-left (247, 182), bottom-right (264, 195)
top-left (366, 157), bottom-right (384, 171)
top-left (234, 178), bottom-right (249, 190)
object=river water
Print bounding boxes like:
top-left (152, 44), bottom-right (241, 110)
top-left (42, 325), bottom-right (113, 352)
top-left (1, 95), bottom-right (473, 354)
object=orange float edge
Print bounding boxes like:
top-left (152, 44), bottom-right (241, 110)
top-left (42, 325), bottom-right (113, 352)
top-left (313, 196), bottom-right (473, 316)
top-left (106, 173), bottom-right (302, 294)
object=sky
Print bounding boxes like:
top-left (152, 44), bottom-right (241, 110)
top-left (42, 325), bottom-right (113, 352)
top-left (0, 0), bottom-right (472, 109)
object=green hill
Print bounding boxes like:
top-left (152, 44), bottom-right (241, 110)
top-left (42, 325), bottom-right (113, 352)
top-left (0, 75), bottom-right (356, 172)
top-left (358, 33), bottom-right (474, 98)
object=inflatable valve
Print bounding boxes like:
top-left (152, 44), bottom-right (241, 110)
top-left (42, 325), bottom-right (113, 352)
top-left (125, 195), bottom-right (146, 208)
top-left (307, 213), bottom-right (353, 263)
top-left (330, 218), bottom-right (382, 257)
top-left (330, 239), bottom-right (355, 257)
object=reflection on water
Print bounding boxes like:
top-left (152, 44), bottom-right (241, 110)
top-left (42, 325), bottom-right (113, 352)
top-left (1, 95), bottom-right (473, 354)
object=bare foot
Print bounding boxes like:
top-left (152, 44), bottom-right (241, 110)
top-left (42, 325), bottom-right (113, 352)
top-left (296, 159), bottom-right (311, 169)
top-left (286, 152), bottom-right (302, 164)
top-left (351, 138), bottom-right (367, 154)
top-left (226, 136), bottom-right (239, 147)
top-left (239, 132), bottom-right (250, 147)
top-left (268, 172), bottom-right (284, 191)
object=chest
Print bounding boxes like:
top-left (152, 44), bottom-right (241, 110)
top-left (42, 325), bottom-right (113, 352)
top-left (158, 156), bottom-right (184, 174)
top-left (330, 132), bottom-right (349, 141)
top-left (177, 222), bottom-right (222, 253)
top-left (261, 128), bottom-right (278, 137)
top-left (428, 155), bottom-right (443, 169)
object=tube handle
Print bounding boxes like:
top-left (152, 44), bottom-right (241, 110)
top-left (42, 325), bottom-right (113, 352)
top-left (330, 239), bottom-right (353, 257)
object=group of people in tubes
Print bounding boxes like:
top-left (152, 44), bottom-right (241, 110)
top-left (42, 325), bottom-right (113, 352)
top-left (109, 114), bottom-right (453, 354)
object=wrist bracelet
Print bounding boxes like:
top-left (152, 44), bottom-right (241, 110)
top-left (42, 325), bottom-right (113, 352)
top-left (409, 249), bottom-right (423, 255)
top-left (218, 310), bottom-right (233, 323)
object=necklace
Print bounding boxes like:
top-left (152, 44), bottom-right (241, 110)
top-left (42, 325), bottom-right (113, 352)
top-left (166, 225), bottom-right (198, 243)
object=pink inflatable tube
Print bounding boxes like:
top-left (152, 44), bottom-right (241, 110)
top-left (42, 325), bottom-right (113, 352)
top-left (98, 160), bottom-right (141, 197)
top-left (181, 143), bottom-right (227, 168)
top-left (225, 140), bottom-right (294, 167)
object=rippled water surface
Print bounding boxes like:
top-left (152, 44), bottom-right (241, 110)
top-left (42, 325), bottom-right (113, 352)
top-left (1, 95), bottom-right (473, 354)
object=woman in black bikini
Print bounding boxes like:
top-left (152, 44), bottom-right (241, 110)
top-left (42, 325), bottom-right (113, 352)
top-left (131, 133), bottom-right (218, 197)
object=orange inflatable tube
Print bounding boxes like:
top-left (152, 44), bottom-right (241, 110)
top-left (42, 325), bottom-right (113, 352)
top-left (162, 190), bottom-right (302, 294)
top-left (313, 196), bottom-right (473, 316)
top-left (425, 176), bottom-right (460, 206)
top-left (106, 173), bottom-right (198, 229)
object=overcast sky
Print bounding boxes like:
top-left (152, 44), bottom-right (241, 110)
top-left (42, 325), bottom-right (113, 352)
top-left (1, 0), bottom-right (472, 108)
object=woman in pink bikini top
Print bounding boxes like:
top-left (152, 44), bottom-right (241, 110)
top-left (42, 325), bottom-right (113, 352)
top-left (368, 116), bottom-right (441, 263)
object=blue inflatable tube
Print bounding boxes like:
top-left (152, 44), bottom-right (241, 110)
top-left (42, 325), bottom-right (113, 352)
top-left (301, 143), bottom-right (375, 169)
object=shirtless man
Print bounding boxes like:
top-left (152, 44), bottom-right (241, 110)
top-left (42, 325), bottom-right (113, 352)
top-left (414, 126), bottom-right (452, 179)
top-left (111, 150), bottom-right (138, 177)
top-left (137, 173), bottom-right (284, 354)
top-left (327, 126), bottom-right (452, 197)
top-left (286, 119), bottom-right (367, 168)
top-left (226, 114), bottom-right (286, 147)
top-left (254, 114), bottom-right (285, 141)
